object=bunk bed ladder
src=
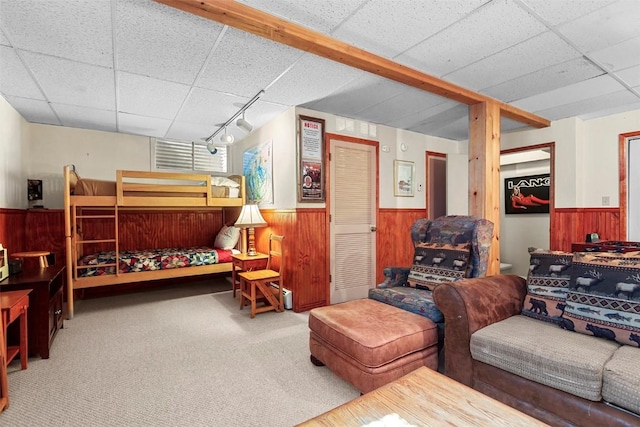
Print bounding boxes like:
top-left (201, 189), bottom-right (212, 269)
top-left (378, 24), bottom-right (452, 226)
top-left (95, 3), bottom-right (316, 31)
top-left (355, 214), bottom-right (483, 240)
top-left (74, 206), bottom-right (119, 282)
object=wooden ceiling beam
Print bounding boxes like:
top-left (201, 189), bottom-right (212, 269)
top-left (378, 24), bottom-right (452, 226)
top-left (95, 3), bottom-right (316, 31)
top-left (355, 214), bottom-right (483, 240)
top-left (154, 0), bottom-right (550, 129)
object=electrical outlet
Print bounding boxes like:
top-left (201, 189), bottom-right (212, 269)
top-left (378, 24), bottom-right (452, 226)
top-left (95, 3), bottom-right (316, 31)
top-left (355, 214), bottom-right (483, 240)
top-left (602, 196), bottom-right (610, 206)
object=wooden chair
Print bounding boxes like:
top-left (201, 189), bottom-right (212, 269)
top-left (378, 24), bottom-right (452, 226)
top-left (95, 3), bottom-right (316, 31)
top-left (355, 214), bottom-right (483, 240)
top-left (239, 234), bottom-right (284, 318)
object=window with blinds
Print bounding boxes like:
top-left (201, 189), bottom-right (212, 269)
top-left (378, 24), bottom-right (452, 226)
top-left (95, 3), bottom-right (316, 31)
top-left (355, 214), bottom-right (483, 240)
top-left (154, 139), bottom-right (228, 173)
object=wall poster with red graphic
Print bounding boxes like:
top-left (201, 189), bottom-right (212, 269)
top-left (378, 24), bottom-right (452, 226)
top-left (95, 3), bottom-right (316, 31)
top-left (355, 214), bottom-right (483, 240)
top-left (298, 115), bottom-right (325, 202)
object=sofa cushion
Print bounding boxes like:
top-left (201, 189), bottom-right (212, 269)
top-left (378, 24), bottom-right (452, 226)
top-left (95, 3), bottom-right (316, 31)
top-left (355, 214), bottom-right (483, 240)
top-left (407, 242), bottom-right (471, 291)
top-left (602, 345), bottom-right (640, 415)
top-left (564, 251), bottom-right (640, 347)
top-left (470, 315), bottom-right (620, 401)
top-left (521, 248), bottom-right (573, 325)
top-left (368, 287), bottom-right (444, 323)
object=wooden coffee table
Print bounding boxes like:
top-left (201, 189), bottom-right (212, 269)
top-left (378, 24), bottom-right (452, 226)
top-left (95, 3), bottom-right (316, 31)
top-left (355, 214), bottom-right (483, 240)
top-left (298, 367), bottom-right (548, 426)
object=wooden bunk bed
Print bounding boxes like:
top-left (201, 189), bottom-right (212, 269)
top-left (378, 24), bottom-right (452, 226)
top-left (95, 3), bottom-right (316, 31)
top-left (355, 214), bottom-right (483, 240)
top-left (63, 165), bottom-right (246, 318)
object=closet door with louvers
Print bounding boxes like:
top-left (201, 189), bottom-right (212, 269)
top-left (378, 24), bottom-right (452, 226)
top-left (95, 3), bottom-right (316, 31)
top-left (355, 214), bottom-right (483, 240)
top-left (330, 139), bottom-right (377, 304)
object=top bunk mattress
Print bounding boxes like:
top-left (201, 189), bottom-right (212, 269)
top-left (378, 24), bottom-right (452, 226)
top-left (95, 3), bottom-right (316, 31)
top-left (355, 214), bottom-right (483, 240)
top-left (73, 175), bottom-right (242, 198)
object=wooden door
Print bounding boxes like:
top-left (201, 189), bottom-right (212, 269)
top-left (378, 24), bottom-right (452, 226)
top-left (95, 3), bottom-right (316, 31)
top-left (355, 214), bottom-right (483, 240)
top-left (329, 137), bottom-right (377, 304)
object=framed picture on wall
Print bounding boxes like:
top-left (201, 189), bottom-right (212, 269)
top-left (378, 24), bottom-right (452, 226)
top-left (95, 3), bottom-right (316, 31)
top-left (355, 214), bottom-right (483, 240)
top-left (298, 115), bottom-right (326, 202)
top-left (394, 160), bottom-right (415, 197)
top-left (505, 173), bottom-right (550, 214)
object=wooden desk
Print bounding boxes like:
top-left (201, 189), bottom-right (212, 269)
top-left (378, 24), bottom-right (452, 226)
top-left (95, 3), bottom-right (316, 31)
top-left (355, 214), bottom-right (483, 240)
top-left (231, 253), bottom-right (268, 297)
top-left (298, 367), bottom-right (549, 427)
top-left (1, 290), bottom-right (31, 370)
top-left (1, 266), bottom-right (64, 359)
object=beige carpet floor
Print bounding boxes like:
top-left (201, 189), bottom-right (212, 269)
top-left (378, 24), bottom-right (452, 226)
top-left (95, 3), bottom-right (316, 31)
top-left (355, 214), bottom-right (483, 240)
top-left (2, 280), bottom-right (359, 426)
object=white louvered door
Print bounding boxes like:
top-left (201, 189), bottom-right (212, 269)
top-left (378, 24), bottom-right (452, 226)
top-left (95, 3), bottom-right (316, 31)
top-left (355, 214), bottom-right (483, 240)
top-left (330, 139), bottom-right (376, 304)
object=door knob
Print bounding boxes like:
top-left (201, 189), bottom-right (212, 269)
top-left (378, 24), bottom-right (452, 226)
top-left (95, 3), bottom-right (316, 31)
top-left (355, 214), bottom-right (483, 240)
top-left (370, 226), bottom-right (377, 232)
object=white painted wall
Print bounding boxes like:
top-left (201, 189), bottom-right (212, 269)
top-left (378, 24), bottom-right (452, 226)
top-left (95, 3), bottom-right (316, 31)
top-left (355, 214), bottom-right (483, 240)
top-left (231, 107), bottom-right (297, 209)
top-left (500, 159), bottom-right (550, 277)
top-left (27, 124), bottom-right (151, 209)
top-left (0, 96), bottom-right (28, 209)
top-left (629, 138), bottom-right (640, 241)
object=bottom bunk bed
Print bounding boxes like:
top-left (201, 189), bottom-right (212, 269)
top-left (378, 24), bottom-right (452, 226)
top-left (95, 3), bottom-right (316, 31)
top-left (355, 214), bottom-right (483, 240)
top-left (74, 246), bottom-right (237, 289)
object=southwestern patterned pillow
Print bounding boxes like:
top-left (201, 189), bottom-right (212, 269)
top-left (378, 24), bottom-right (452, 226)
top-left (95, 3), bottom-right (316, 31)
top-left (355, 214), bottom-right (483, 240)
top-left (521, 248), bottom-right (573, 325)
top-left (563, 251), bottom-right (640, 347)
top-left (407, 242), bottom-right (471, 291)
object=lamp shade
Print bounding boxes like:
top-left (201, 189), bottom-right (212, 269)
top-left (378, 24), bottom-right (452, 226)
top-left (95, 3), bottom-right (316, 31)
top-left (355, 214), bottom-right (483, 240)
top-left (235, 204), bottom-right (267, 228)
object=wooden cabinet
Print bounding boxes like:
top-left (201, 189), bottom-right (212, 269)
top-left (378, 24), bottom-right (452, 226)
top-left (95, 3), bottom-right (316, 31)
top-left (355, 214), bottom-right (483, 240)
top-left (0, 265), bottom-right (64, 359)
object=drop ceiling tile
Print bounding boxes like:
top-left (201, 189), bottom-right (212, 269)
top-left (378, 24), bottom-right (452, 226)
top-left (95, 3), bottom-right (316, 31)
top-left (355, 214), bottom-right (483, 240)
top-left (356, 88), bottom-right (446, 124)
top-left (445, 31), bottom-right (581, 91)
top-left (616, 65), bottom-right (640, 87)
top-left (513, 74), bottom-right (626, 112)
top-left (522, 0), bottom-right (617, 26)
top-left (385, 99), bottom-right (459, 130)
top-left (535, 89), bottom-right (640, 121)
top-left (118, 112), bottom-right (171, 138)
top-left (303, 75), bottom-right (409, 118)
top-left (0, 29), bottom-right (11, 46)
top-left (195, 27), bottom-right (304, 97)
top-left (21, 51), bottom-right (115, 110)
top-left (53, 103), bottom-right (116, 133)
top-left (176, 87), bottom-right (247, 126)
top-left (397, 0), bottom-right (548, 77)
top-left (118, 72), bottom-right (190, 120)
top-left (411, 115), bottom-right (469, 141)
top-left (116, 0), bottom-right (223, 85)
top-left (165, 121), bottom-right (220, 142)
top-left (0, 0), bottom-right (113, 67)
top-left (264, 54), bottom-right (364, 106)
top-left (237, 0), bottom-right (367, 33)
top-left (0, 46), bottom-right (45, 99)
top-left (483, 57), bottom-right (604, 102)
top-left (557, 1), bottom-right (640, 52)
top-left (590, 36), bottom-right (640, 72)
top-left (332, 0), bottom-right (486, 58)
top-left (3, 95), bottom-right (60, 125)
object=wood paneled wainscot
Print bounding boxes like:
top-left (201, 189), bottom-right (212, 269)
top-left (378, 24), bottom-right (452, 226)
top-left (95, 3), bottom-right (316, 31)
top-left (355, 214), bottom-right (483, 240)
top-left (551, 208), bottom-right (622, 252)
top-left (377, 209), bottom-right (426, 284)
top-left (257, 209), bottom-right (327, 312)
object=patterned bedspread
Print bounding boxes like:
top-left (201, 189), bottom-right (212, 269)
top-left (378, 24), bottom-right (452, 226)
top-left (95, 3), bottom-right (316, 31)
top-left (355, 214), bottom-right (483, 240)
top-left (78, 247), bottom-right (233, 277)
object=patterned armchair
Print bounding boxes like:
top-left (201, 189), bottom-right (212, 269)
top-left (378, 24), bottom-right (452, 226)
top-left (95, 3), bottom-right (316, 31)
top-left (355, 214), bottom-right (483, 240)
top-left (368, 215), bottom-right (494, 331)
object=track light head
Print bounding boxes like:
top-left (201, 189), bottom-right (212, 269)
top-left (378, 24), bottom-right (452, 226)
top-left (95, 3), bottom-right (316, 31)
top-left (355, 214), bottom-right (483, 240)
top-left (206, 140), bottom-right (217, 155)
top-left (220, 128), bottom-right (234, 144)
top-left (236, 113), bottom-right (253, 133)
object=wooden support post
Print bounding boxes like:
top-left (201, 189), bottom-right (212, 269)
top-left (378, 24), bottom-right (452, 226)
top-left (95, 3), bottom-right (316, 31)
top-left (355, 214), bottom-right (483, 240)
top-left (469, 102), bottom-right (501, 276)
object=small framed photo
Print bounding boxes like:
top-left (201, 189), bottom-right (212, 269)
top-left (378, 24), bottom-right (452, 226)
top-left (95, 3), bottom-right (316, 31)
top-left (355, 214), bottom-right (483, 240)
top-left (394, 160), bottom-right (415, 197)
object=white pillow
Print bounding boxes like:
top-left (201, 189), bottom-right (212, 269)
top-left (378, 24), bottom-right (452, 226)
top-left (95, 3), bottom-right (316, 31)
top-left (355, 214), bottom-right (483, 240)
top-left (211, 176), bottom-right (240, 188)
top-left (214, 225), bottom-right (241, 250)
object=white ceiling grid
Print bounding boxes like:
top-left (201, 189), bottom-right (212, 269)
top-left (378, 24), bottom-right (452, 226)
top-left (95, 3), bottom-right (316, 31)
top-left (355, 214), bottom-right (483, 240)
top-left (0, 0), bottom-right (638, 144)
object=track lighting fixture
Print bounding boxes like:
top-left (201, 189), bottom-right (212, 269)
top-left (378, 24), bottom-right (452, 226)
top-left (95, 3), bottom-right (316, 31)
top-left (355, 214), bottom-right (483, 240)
top-left (236, 112), bottom-right (253, 133)
top-left (203, 90), bottom-right (264, 154)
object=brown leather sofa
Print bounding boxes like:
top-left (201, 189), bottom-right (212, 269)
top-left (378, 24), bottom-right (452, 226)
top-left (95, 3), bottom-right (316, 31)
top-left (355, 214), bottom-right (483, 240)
top-left (433, 275), bottom-right (640, 427)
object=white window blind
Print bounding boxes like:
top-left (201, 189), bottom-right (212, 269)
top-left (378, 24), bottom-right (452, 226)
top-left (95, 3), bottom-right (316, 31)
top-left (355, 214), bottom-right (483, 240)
top-left (155, 139), bottom-right (227, 173)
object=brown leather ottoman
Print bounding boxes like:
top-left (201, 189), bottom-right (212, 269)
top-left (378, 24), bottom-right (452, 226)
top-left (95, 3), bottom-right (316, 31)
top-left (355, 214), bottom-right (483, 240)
top-left (309, 298), bottom-right (438, 394)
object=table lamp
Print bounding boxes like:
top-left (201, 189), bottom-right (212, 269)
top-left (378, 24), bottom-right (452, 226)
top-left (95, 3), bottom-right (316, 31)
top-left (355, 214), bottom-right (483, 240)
top-left (235, 204), bottom-right (267, 256)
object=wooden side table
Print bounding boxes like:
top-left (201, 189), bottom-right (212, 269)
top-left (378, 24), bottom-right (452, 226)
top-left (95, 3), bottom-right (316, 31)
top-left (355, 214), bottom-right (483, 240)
top-left (231, 253), bottom-right (268, 297)
top-left (1, 289), bottom-right (31, 370)
top-left (10, 251), bottom-right (50, 268)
